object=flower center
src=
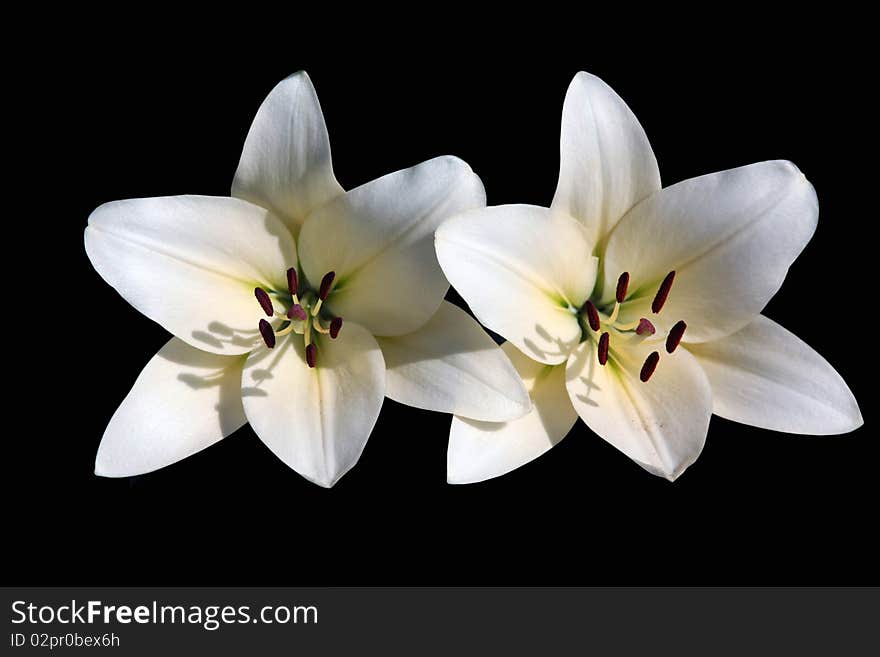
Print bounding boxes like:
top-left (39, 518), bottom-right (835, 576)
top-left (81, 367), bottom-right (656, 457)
top-left (253, 268), bottom-right (343, 368)
top-left (577, 270), bottom-right (686, 383)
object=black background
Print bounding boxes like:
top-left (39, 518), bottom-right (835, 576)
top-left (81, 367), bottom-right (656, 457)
top-left (9, 24), bottom-right (875, 585)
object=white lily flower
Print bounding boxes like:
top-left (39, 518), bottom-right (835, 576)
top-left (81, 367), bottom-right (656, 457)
top-left (86, 72), bottom-right (529, 487)
top-left (436, 71), bottom-right (862, 483)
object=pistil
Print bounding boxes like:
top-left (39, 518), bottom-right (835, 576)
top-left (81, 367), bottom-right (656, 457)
top-left (287, 304), bottom-right (307, 320)
top-left (636, 318), bottom-right (656, 336)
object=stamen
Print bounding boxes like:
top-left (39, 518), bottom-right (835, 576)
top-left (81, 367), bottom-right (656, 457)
top-left (636, 318), bottom-right (656, 336)
top-left (254, 287), bottom-right (274, 317)
top-left (258, 319), bottom-right (276, 349)
top-left (287, 304), bottom-right (307, 321)
top-left (616, 272), bottom-right (630, 304)
top-left (313, 321), bottom-right (330, 335)
top-left (582, 300), bottom-right (601, 331)
top-left (597, 331), bottom-right (610, 365)
top-left (607, 301), bottom-right (620, 324)
top-left (651, 271), bottom-right (676, 314)
top-left (640, 351), bottom-right (660, 382)
top-left (287, 268), bottom-right (299, 296)
top-left (330, 316), bottom-right (343, 339)
top-left (273, 323), bottom-right (297, 338)
top-left (665, 320), bottom-right (687, 353)
top-left (306, 343), bottom-right (317, 368)
top-left (318, 271), bottom-right (336, 301)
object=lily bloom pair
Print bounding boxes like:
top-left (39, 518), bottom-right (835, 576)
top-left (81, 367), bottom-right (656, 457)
top-left (86, 71), bottom-right (861, 487)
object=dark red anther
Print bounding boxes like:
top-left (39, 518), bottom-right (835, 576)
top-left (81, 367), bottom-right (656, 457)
top-left (582, 300), bottom-right (601, 331)
top-left (636, 318), bottom-right (656, 336)
top-left (616, 272), bottom-right (630, 304)
top-left (597, 332), bottom-right (610, 365)
top-left (318, 271), bottom-right (336, 300)
top-left (287, 304), bottom-right (307, 321)
top-left (651, 271), bottom-right (675, 314)
top-left (640, 351), bottom-right (660, 382)
top-left (258, 319), bottom-right (276, 349)
top-left (665, 320), bottom-right (687, 353)
top-left (306, 343), bottom-right (317, 368)
top-left (254, 287), bottom-right (274, 317)
top-left (329, 316), bottom-right (343, 339)
top-left (287, 268), bottom-right (299, 296)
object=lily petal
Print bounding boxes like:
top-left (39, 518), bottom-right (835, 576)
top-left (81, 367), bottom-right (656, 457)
top-left (603, 161), bottom-right (818, 342)
top-left (551, 71), bottom-right (661, 252)
top-left (95, 338), bottom-right (246, 477)
top-left (565, 336), bottom-right (712, 480)
top-left (298, 156), bottom-right (484, 337)
top-left (447, 343), bottom-right (577, 484)
top-left (377, 302), bottom-right (530, 422)
top-left (85, 195), bottom-right (297, 355)
top-left (241, 322), bottom-right (385, 487)
top-left (435, 205), bottom-right (597, 365)
top-left (232, 71), bottom-right (343, 237)
top-left (687, 315), bottom-right (862, 434)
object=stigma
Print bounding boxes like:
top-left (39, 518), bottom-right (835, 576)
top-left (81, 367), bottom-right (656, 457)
top-left (253, 268), bottom-right (342, 367)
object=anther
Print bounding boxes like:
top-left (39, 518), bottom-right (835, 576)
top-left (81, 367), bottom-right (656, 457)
top-left (287, 268), bottom-right (299, 296)
top-left (582, 300), bottom-right (601, 331)
top-left (306, 343), bottom-right (317, 368)
top-left (330, 316), bottom-right (343, 339)
top-left (287, 304), bottom-right (307, 321)
top-left (318, 271), bottom-right (336, 301)
top-left (597, 331), bottom-right (610, 365)
top-left (616, 272), bottom-right (630, 304)
top-left (640, 351), bottom-right (660, 382)
top-left (665, 320), bottom-right (687, 353)
top-left (651, 271), bottom-right (675, 314)
top-left (258, 319), bottom-right (276, 349)
top-left (636, 318), bottom-right (656, 336)
top-left (254, 287), bottom-right (274, 317)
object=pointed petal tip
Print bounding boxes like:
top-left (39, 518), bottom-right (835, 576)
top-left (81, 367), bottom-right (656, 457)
top-left (445, 467), bottom-right (487, 486)
top-left (638, 455), bottom-right (696, 483)
top-left (275, 70), bottom-right (314, 92)
top-left (93, 456), bottom-right (126, 479)
top-left (797, 407), bottom-right (864, 436)
top-left (570, 70), bottom-right (605, 89)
